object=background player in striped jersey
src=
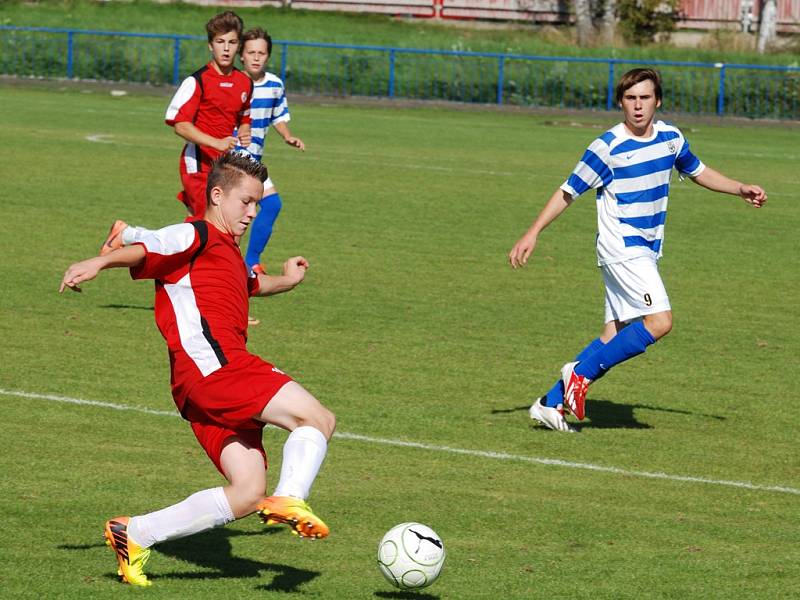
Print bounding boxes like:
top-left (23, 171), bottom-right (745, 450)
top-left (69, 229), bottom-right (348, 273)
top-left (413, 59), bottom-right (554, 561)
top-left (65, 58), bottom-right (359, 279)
top-left (62, 153), bottom-right (335, 586)
top-left (164, 10), bottom-right (253, 218)
top-left (236, 27), bottom-right (306, 279)
top-left (509, 68), bottom-right (767, 433)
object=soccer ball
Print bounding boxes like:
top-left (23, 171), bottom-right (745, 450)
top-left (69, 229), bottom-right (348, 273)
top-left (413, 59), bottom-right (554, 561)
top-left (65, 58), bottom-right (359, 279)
top-left (377, 522), bottom-right (445, 589)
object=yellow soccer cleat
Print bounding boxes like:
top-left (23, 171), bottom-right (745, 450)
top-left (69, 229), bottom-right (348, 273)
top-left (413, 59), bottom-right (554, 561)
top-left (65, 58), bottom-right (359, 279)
top-left (256, 496), bottom-right (329, 539)
top-left (104, 516), bottom-right (152, 587)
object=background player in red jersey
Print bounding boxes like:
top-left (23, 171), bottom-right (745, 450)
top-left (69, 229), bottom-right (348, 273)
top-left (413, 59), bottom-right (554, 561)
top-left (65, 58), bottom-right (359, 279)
top-left (61, 153), bottom-right (335, 587)
top-left (165, 11), bottom-right (253, 217)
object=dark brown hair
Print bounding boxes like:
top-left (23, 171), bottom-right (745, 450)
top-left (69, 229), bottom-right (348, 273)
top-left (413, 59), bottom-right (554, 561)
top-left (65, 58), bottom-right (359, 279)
top-left (205, 11), bottom-right (244, 43)
top-left (615, 68), bottom-right (662, 104)
top-left (240, 27), bottom-right (273, 57)
top-left (206, 152), bottom-right (268, 204)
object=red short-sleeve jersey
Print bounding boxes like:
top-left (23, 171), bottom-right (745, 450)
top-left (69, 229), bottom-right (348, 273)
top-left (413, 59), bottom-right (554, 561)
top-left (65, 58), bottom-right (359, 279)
top-left (165, 63), bottom-right (253, 173)
top-left (130, 220), bottom-right (261, 413)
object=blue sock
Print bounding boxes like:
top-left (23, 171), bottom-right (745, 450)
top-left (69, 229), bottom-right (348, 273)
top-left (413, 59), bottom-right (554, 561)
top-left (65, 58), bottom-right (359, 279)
top-left (575, 322), bottom-right (656, 381)
top-left (245, 192), bottom-right (282, 269)
top-left (543, 338), bottom-right (605, 408)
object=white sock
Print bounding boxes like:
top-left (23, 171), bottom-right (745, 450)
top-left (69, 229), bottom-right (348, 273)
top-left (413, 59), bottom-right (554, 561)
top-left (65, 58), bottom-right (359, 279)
top-left (127, 487), bottom-right (234, 549)
top-left (273, 426), bottom-right (328, 500)
top-left (121, 225), bottom-right (151, 245)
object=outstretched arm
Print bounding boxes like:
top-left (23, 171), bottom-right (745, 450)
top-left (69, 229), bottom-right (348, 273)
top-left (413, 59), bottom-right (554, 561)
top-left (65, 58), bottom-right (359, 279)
top-left (254, 256), bottom-right (309, 297)
top-left (691, 167), bottom-right (767, 208)
top-left (273, 121), bottom-right (305, 151)
top-left (508, 188), bottom-right (574, 268)
top-left (59, 245), bottom-right (146, 293)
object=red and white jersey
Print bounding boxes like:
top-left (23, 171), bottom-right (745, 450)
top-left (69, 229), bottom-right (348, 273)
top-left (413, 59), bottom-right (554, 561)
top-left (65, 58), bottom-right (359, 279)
top-left (130, 220), bottom-right (261, 412)
top-left (165, 63), bottom-right (253, 173)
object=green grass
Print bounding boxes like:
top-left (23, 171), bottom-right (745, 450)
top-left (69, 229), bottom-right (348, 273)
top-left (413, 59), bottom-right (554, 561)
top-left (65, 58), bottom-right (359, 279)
top-left (2, 0), bottom-right (800, 65)
top-left (1, 82), bottom-right (799, 598)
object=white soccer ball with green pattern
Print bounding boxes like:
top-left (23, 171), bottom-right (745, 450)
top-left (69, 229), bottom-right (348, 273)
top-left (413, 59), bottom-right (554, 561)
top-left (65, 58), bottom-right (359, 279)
top-left (377, 522), bottom-right (445, 589)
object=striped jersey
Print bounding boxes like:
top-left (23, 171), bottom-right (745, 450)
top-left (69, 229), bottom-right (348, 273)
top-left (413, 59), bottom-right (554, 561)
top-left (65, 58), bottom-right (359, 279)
top-left (165, 63), bottom-right (253, 174)
top-left (130, 220), bottom-right (260, 414)
top-left (236, 71), bottom-right (291, 163)
top-left (561, 120), bottom-right (705, 265)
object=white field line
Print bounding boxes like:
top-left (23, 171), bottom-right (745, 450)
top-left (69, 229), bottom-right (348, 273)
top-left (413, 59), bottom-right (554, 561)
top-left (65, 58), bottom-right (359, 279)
top-left (81, 133), bottom-right (521, 177)
top-left (2, 387), bottom-right (798, 496)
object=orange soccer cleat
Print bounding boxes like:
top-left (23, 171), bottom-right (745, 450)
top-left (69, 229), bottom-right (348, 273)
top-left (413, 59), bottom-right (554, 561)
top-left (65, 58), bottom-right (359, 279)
top-left (256, 496), bottom-right (329, 539)
top-left (99, 220), bottom-right (128, 256)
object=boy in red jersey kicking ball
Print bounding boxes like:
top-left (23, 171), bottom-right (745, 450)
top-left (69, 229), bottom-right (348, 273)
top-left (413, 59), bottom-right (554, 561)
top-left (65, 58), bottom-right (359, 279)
top-left (61, 153), bottom-right (335, 587)
top-left (164, 10), bottom-right (253, 218)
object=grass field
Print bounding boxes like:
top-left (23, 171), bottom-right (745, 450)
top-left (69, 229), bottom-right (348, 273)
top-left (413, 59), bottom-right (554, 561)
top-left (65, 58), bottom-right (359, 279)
top-left (1, 82), bottom-right (799, 599)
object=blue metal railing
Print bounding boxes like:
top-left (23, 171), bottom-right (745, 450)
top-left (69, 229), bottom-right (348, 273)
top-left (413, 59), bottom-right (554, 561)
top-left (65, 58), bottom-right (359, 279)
top-left (1, 26), bottom-right (799, 120)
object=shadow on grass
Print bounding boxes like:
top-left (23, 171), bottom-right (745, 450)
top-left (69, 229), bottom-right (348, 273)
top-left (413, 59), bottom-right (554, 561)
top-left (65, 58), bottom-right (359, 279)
top-left (493, 398), bottom-right (725, 430)
top-left (375, 591), bottom-right (440, 599)
top-left (157, 528), bottom-right (320, 592)
top-left (60, 527), bottom-right (320, 592)
top-left (101, 303), bottom-right (154, 311)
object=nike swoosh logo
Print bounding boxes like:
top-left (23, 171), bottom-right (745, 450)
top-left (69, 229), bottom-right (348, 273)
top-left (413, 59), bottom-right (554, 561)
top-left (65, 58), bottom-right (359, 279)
top-left (626, 153), bottom-right (635, 160)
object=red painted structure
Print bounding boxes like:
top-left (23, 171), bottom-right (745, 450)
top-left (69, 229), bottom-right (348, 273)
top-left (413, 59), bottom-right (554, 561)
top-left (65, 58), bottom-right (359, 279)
top-left (183, 0), bottom-right (800, 33)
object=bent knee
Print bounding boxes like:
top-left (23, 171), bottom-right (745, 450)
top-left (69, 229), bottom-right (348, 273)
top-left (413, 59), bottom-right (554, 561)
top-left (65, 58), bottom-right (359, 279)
top-left (227, 479), bottom-right (267, 516)
top-left (644, 312), bottom-right (672, 339)
top-left (309, 406), bottom-right (336, 440)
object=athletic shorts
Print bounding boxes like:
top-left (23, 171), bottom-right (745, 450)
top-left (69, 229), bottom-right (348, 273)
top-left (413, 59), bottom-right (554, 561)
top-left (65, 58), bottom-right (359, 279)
top-left (178, 170), bottom-right (209, 218)
top-left (183, 354), bottom-right (293, 474)
top-left (263, 176), bottom-right (275, 192)
top-left (601, 255), bottom-right (670, 324)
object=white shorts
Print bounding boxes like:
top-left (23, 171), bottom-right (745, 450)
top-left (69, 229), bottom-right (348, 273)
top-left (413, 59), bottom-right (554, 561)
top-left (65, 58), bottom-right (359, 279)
top-left (263, 177), bottom-right (275, 192)
top-left (601, 255), bottom-right (670, 324)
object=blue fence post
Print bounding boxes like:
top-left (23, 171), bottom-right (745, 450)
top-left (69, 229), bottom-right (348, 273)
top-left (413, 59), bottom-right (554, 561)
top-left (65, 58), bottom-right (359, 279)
top-left (172, 37), bottom-right (181, 85)
top-left (66, 31), bottom-right (74, 79)
top-left (606, 60), bottom-right (615, 111)
top-left (496, 55), bottom-right (505, 105)
top-left (716, 63), bottom-right (726, 116)
top-left (388, 49), bottom-right (396, 98)
top-left (280, 42), bottom-right (288, 82)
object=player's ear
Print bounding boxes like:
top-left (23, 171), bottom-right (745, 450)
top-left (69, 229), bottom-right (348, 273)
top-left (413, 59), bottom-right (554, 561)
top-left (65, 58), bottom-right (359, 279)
top-left (209, 186), bottom-right (224, 206)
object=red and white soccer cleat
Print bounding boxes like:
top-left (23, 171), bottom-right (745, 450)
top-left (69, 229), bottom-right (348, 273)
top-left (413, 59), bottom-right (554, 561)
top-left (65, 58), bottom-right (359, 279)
top-left (561, 361), bottom-right (591, 420)
top-left (529, 397), bottom-right (577, 433)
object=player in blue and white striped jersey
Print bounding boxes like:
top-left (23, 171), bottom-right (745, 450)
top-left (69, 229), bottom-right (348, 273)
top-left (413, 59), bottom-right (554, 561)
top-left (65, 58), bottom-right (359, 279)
top-left (236, 28), bottom-right (306, 281)
top-left (509, 68), bottom-right (767, 432)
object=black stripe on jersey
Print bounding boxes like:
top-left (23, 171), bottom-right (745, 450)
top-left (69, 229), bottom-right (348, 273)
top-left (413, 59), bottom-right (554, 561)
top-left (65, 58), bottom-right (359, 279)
top-left (200, 316), bottom-right (228, 368)
top-left (187, 220), bottom-right (225, 366)
top-left (189, 220), bottom-right (209, 265)
top-left (191, 65), bottom-right (208, 97)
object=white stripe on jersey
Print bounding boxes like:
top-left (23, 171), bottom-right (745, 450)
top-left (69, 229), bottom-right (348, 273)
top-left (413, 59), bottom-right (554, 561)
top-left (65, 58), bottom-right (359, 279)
top-left (163, 273), bottom-right (223, 377)
top-left (561, 120), bottom-right (705, 265)
top-left (183, 143), bottom-right (198, 174)
top-left (166, 76), bottom-right (197, 122)
top-left (139, 223), bottom-right (197, 254)
top-left (237, 72), bottom-right (290, 162)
